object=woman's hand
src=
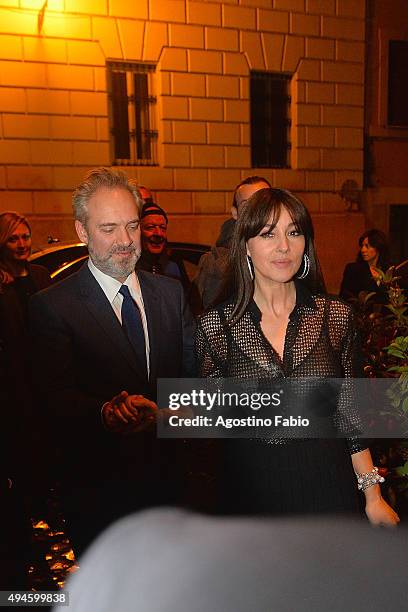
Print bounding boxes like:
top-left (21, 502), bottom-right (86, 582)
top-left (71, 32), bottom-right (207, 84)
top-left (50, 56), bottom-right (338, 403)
top-left (351, 450), bottom-right (400, 526)
top-left (365, 496), bottom-right (400, 526)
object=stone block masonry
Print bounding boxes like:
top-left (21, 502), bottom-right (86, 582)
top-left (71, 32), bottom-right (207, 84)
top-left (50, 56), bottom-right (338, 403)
top-left (0, 0), bottom-right (366, 291)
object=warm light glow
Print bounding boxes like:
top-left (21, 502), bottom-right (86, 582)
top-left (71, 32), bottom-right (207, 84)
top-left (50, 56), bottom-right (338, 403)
top-left (32, 520), bottom-right (50, 530)
top-left (20, 0), bottom-right (63, 9)
top-left (50, 562), bottom-right (69, 571)
top-left (65, 550), bottom-right (76, 562)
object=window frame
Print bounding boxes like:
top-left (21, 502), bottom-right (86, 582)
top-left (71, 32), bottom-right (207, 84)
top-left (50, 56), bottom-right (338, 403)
top-left (387, 39), bottom-right (408, 128)
top-left (107, 61), bottom-right (158, 166)
top-left (250, 70), bottom-right (292, 169)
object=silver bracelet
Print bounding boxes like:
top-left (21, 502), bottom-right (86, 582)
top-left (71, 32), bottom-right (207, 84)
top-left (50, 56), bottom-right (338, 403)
top-left (355, 466), bottom-right (385, 492)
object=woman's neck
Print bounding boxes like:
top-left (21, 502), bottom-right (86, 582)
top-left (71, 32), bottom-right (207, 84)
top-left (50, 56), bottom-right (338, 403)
top-left (253, 279), bottom-right (296, 317)
top-left (6, 261), bottom-right (28, 278)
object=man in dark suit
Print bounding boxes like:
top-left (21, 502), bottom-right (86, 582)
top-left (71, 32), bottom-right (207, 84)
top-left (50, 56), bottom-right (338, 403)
top-left (30, 167), bottom-right (195, 554)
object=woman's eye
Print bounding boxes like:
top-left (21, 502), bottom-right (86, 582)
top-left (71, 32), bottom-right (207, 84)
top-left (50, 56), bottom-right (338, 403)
top-left (260, 231), bottom-right (274, 238)
top-left (289, 230), bottom-right (301, 237)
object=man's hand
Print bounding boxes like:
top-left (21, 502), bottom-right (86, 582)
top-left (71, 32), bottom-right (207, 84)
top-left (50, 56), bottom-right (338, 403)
top-left (102, 391), bottom-right (157, 434)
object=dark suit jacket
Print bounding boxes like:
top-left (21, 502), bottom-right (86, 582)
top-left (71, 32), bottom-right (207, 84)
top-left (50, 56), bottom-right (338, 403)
top-left (29, 263), bottom-right (195, 489)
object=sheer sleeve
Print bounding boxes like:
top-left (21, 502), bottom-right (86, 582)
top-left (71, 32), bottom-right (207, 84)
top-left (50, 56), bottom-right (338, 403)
top-left (195, 311), bottom-right (227, 378)
top-left (329, 299), bottom-right (367, 454)
top-left (339, 303), bottom-right (365, 379)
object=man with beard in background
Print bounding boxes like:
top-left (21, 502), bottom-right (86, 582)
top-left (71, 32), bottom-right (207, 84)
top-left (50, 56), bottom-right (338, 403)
top-left (30, 168), bottom-right (195, 556)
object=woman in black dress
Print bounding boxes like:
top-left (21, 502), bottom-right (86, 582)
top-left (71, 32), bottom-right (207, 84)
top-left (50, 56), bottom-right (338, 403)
top-left (340, 229), bottom-right (391, 301)
top-left (0, 211), bottom-right (50, 588)
top-left (196, 189), bottom-right (398, 524)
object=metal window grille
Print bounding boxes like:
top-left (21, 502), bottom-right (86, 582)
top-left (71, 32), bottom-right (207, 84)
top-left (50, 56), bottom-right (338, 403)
top-left (388, 40), bottom-right (408, 127)
top-left (250, 71), bottom-right (291, 168)
top-left (107, 61), bottom-right (158, 166)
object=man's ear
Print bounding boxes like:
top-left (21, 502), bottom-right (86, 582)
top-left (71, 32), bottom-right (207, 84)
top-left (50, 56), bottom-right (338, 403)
top-left (75, 220), bottom-right (88, 245)
top-left (231, 206), bottom-right (238, 220)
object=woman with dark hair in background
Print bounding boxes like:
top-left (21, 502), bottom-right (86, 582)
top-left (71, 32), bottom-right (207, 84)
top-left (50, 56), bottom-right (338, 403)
top-left (340, 229), bottom-right (391, 302)
top-left (0, 211), bottom-right (50, 588)
top-left (196, 189), bottom-right (398, 524)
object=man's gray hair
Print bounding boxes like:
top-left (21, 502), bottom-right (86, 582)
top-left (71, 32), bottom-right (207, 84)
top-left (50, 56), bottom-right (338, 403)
top-left (72, 167), bottom-right (142, 225)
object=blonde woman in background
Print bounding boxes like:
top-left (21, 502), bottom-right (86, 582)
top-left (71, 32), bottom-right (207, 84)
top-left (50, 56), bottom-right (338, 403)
top-left (0, 211), bottom-right (50, 590)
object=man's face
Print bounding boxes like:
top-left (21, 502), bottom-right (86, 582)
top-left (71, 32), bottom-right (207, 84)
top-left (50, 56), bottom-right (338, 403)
top-left (141, 214), bottom-right (168, 256)
top-left (75, 187), bottom-right (141, 282)
top-left (232, 181), bottom-right (270, 219)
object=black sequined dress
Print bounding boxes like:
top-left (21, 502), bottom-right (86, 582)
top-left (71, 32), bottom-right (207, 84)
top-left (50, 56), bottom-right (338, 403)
top-left (195, 281), bottom-right (366, 515)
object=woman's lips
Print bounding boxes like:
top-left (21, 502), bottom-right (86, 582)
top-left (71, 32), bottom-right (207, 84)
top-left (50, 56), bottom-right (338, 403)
top-left (272, 260), bottom-right (291, 267)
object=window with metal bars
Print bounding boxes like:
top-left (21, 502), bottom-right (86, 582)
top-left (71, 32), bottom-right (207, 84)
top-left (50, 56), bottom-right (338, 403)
top-left (107, 61), bottom-right (158, 166)
top-left (388, 40), bottom-right (408, 127)
top-left (250, 72), bottom-right (291, 168)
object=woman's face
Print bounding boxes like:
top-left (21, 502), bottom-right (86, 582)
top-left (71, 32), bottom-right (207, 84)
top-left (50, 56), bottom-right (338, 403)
top-left (360, 237), bottom-right (378, 266)
top-left (2, 222), bottom-right (32, 264)
top-left (246, 206), bottom-right (305, 285)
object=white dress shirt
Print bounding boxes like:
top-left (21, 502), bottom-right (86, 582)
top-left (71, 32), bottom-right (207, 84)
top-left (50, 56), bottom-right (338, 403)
top-left (88, 258), bottom-right (150, 377)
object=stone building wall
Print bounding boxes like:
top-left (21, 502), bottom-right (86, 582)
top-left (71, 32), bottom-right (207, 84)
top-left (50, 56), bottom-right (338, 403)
top-left (0, 0), bottom-right (367, 290)
top-left (364, 0), bottom-right (408, 246)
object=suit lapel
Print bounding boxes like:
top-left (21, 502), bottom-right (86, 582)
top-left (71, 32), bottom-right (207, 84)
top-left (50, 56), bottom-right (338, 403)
top-left (77, 264), bottom-right (142, 376)
top-left (138, 271), bottom-right (161, 384)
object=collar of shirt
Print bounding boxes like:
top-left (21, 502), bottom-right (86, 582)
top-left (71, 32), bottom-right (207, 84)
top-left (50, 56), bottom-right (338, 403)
top-left (248, 279), bottom-right (317, 324)
top-left (87, 258), bottom-right (150, 375)
top-left (87, 257), bottom-right (142, 309)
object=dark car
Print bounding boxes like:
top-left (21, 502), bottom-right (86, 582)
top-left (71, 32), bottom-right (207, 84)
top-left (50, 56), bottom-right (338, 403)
top-left (29, 241), bottom-right (210, 283)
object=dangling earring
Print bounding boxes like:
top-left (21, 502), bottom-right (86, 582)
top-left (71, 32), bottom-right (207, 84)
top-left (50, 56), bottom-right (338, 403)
top-left (246, 254), bottom-right (254, 281)
top-left (297, 253), bottom-right (310, 279)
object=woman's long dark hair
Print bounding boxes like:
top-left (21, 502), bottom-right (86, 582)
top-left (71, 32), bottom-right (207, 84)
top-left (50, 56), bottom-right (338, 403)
top-left (357, 229), bottom-right (391, 270)
top-left (223, 188), bottom-right (325, 326)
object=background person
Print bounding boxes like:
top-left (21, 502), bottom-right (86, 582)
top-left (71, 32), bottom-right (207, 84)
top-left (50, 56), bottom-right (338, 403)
top-left (339, 229), bottom-right (391, 301)
top-left (0, 211), bottom-right (50, 341)
top-left (196, 188), bottom-right (399, 525)
top-left (0, 211), bottom-right (51, 443)
top-left (137, 200), bottom-right (187, 285)
top-left (0, 211), bottom-right (50, 588)
top-left (0, 212), bottom-right (50, 417)
top-left (192, 175), bottom-right (271, 312)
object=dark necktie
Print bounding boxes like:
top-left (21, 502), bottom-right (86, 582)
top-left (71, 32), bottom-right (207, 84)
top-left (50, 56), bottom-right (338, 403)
top-left (119, 285), bottom-right (147, 378)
